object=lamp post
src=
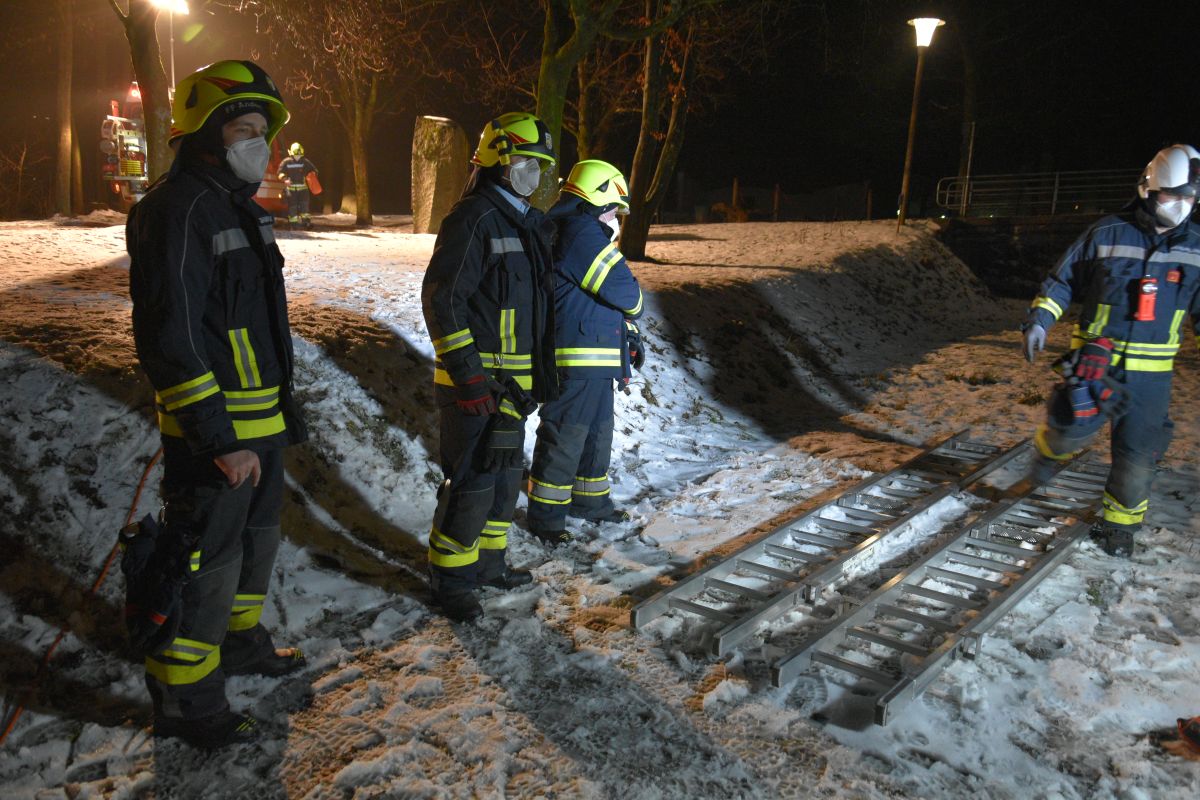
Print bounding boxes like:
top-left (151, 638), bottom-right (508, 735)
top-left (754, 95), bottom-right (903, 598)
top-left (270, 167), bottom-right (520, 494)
top-left (897, 16), bottom-right (944, 230)
top-left (151, 0), bottom-right (190, 89)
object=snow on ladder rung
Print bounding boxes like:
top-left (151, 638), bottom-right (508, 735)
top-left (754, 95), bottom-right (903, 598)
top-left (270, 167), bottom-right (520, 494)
top-left (838, 506), bottom-right (895, 523)
top-left (902, 584), bottom-right (981, 610)
top-left (812, 651), bottom-right (898, 686)
top-left (925, 565), bottom-right (1007, 592)
top-left (668, 598), bottom-right (736, 623)
top-left (704, 578), bottom-right (770, 603)
top-left (813, 518), bottom-right (875, 536)
top-left (966, 537), bottom-right (1043, 560)
top-left (788, 529), bottom-right (851, 549)
top-left (847, 626), bottom-right (932, 657)
top-left (736, 559), bottom-right (802, 581)
top-left (876, 603), bottom-right (960, 633)
top-left (765, 542), bottom-right (826, 564)
top-left (946, 549), bottom-right (1020, 573)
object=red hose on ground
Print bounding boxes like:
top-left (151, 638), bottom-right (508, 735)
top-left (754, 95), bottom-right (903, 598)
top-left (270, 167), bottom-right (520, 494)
top-left (0, 447), bottom-right (163, 748)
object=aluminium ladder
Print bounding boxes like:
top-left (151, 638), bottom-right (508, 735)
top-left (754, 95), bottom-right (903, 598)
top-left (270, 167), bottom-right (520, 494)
top-left (630, 431), bottom-right (1028, 656)
top-left (769, 456), bottom-right (1108, 725)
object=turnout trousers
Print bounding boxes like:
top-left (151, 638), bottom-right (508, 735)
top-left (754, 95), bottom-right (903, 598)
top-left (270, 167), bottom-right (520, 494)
top-left (285, 185), bottom-right (311, 225)
top-left (428, 385), bottom-right (522, 593)
top-left (146, 442), bottom-right (285, 721)
top-left (1034, 370), bottom-right (1174, 531)
top-left (528, 379), bottom-right (617, 532)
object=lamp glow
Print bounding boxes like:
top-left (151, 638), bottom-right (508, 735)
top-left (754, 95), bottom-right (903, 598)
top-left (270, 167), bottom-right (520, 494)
top-left (150, 0), bottom-right (189, 13)
top-left (908, 17), bottom-right (944, 48)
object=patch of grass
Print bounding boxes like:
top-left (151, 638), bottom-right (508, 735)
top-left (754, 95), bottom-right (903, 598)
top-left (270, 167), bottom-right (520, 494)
top-left (946, 371), bottom-right (1004, 386)
top-left (1086, 578), bottom-right (1106, 609)
top-left (640, 383), bottom-right (659, 407)
top-left (1017, 388), bottom-right (1044, 406)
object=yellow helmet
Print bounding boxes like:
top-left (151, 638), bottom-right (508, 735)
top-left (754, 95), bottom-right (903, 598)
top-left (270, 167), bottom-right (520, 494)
top-left (288, 142), bottom-right (304, 157)
top-left (561, 160), bottom-right (630, 213)
top-left (471, 112), bottom-right (556, 168)
top-left (170, 60), bottom-right (289, 144)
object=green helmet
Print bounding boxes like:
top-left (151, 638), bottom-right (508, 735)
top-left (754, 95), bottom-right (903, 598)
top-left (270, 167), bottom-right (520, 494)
top-left (471, 112), bottom-right (556, 168)
top-left (288, 142), bottom-right (304, 157)
top-left (170, 60), bottom-right (289, 144)
top-left (561, 160), bottom-right (630, 213)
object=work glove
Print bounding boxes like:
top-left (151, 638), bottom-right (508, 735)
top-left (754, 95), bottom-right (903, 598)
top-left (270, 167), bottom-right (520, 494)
top-left (1022, 323), bottom-right (1046, 363)
top-left (625, 319), bottom-right (645, 371)
top-left (119, 513), bottom-right (188, 657)
top-left (455, 375), bottom-right (502, 416)
top-left (1072, 337), bottom-right (1113, 381)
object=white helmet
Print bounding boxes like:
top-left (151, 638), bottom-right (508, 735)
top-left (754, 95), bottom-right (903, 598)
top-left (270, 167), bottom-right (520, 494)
top-left (1138, 144), bottom-right (1200, 199)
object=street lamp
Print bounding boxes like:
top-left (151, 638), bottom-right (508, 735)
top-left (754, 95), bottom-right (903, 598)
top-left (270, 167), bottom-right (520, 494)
top-left (151, 0), bottom-right (190, 89)
top-left (896, 16), bottom-right (944, 230)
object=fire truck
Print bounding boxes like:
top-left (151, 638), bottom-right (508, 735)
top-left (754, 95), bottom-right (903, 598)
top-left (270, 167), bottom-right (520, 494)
top-left (100, 81), bottom-right (288, 215)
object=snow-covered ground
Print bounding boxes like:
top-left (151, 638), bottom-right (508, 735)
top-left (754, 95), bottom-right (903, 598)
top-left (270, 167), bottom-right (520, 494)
top-left (1, 214), bottom-right (1197, 798)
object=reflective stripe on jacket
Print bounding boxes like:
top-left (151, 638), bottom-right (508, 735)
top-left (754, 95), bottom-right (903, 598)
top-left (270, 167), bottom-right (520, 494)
top-left (1027, 209), bottom-right (1200, 373)
top-left (128, 160), bottom-right (307, 455)
top-left (548, 205), bottom-right (644, 381)
top-left (422, 181), bottom-right (558, 401)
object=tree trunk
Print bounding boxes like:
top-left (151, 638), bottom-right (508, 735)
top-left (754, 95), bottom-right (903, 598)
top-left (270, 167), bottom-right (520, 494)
top-left (110, 0), bottom-right (172, 181)
top-left (56, 0), bottom-right (73, 217)
top-left (348, 75), bottom-right (377, 226)
top-left (644, 24), bottom-right (693, 221)
top-left (71, 118), bottom-right (84, 214)
top-left (620, 3), bottom-right (668, 260)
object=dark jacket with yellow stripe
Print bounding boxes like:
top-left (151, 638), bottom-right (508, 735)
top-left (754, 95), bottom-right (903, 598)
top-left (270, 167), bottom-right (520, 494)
top-left (128, 160), bottom-right (307, 455)
top-left (547, 201), bottom-right (644, 381)
top-left (1027, 208), bottom-right (1200, 375)
top-left (422, 180), bottom-right (558, 401)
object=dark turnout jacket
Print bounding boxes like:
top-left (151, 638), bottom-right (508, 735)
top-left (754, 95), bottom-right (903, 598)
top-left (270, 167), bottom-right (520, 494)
top-left (422, 181), bottom-right (558, 402)
top-left (128, 160), bottom-right (307, 456)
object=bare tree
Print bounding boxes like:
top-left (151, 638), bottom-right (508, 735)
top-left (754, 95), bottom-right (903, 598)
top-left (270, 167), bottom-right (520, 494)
top-left (232, 0), bottom-right (451, 226)
top-left (106, 0), bottom-right (171, 182)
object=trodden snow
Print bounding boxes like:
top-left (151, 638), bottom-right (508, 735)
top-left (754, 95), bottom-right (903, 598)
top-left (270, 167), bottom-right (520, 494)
top-left (1, 214), bottom-right (1197, 798)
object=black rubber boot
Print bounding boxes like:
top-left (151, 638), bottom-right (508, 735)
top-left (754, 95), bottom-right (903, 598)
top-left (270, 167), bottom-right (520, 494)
top-left (480, 566), bottom-right (534, 590)
top-left (1090, 523), bottom-right (1135, 558)
top-left (435, 589), bottom-right (483, 622)
top-left (154, 710), bottom-right (258, 749)
top-left (530, 528), bottom-right (574, 547)
top-left (570, 508), bottom-right (631, 524)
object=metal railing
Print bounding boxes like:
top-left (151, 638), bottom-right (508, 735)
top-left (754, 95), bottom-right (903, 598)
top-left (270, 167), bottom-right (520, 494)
top-left (936, 168), bottom-right (1139, 217)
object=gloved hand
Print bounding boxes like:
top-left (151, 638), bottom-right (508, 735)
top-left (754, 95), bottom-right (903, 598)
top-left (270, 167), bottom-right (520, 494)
top-left (1022, 324), bottom-right (1046, 363)
top-left (455, 375), bottom-right (501, 416)
top-left (479, 413), bottom-right (525, 473)
top-left (625, 319), bottom-right (645, 371)
top-left (1073, 337), bottom-right (1113, 380)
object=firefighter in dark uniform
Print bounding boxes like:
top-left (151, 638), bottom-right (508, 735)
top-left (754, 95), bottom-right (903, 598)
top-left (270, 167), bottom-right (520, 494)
top-left (127, 60), bottom-right (308, 748)
top-left (528, 160), bottom-right (645, 544)
top-left (1022, 144), bottom-right (1200, 557)
top-left (277, 141), bottom-right (317, 228)
top-left (421, 112), bottom-right (559, 622)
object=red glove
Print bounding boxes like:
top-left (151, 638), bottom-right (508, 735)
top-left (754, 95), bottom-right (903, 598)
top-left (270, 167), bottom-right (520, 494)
top-left (1073, 338), bottom-right (1113, 381)
top-left (455, 375), bottom-right (498, 416)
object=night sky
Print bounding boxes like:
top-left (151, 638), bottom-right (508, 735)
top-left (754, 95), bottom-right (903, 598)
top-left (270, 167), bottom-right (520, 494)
top-left (0, 1), bottom-right (1196, 216)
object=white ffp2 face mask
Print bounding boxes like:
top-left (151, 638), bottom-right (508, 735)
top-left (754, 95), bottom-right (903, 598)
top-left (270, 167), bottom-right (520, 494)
top-left (1156, 197), bottom-right (1195, 228)
top-left (604, 216), bottom-right (620, 242)
top-left (225, 137), bottom-right (270, 184)
top-left (507, 159), bottom-right (541, 197)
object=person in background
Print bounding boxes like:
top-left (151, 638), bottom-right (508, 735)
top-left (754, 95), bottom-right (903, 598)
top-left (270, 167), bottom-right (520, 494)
top-left (1021, 144), bottom-right (1200, 557)
top-left (420, 112), bottom-right (559, 622)
top-left (527, 160), bottom-right (645, 545)
top-left (127, 60), bottom-right (308, 749)
top-left (277, 141), bottom-right (318, 228)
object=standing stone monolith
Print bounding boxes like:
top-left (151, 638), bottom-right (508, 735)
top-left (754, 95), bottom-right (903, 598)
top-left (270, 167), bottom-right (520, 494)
top-left (412, 116), bottom-right (468, 235)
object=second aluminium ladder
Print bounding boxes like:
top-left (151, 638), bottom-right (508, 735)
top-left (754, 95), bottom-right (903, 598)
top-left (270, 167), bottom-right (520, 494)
top-left (769, 457), bottom-right (1108, 725)
top-left (630, 432), bottom-right (1027, 656)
